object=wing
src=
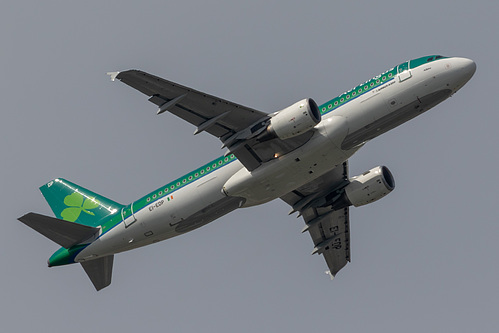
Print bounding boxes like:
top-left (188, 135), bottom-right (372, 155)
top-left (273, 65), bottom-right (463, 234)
top-left (281, 162), bottom-right (351, 278)
top-left (110, 70), bottom-right (314, 171)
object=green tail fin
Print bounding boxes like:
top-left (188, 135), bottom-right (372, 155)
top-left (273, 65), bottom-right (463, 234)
top-left (40, 178), bottom-right (124, 227)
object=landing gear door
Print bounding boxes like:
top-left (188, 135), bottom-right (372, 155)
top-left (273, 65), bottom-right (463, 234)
top-left (398, 62), bottom-right (412, 82)
top-left (121, 204), bottom-right (137, 228)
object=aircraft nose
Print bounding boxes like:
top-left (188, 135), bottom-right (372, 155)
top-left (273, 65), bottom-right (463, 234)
top-left (455, 57), bottom-right (476, 82)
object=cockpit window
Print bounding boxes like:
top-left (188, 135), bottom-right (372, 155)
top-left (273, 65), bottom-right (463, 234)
top-left (409, 55), bottom-right (448, 69)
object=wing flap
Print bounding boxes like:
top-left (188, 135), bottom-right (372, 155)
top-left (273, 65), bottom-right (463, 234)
top-left (310, 208), bottom-right (350, 277)
top-left (281, 162), bottom-right (351, 278)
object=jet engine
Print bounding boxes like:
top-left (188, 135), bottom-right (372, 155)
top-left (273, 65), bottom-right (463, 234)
top-left (343, 166), bottom-right (395, 207)
top-left (266, 98), bottom-right (321, 140)
top-left (296, 166), bottom-right (395, 212)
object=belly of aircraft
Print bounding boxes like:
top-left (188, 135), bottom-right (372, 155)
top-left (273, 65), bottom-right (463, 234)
top-left (223, 131), bottom-right (353, 207)
top-left (88, 195), bottom-right (246, 256)
top-left (341, 89), bottom-right (452, 150)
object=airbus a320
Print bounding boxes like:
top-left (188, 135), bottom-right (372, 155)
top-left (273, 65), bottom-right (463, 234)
top-left (19, 55), bottom-right (476, 290)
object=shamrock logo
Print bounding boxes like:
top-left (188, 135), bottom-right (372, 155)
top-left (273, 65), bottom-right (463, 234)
top-left (61, 192), bottom-right (100, 222)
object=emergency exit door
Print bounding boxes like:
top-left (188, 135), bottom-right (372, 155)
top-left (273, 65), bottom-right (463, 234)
top-left (397, 62), bottom-right (412, 82)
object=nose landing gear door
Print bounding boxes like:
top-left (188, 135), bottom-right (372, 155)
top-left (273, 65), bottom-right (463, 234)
top-left (398, 62), bottom-right (412, 82)
top-left (121, 204), bottom-right (137, 228)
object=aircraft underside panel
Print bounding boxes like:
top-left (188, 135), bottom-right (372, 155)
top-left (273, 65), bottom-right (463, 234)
top-left (174, 196), bottom-right (246, 234)
top-left (231, 131), bottom-right (315, 171)
top-left (342, 89), bottom-right (452, 150)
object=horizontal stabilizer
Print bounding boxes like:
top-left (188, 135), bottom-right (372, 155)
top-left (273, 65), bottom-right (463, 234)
top-left (81, 255), bottom-right (114, 291)
top-left (18, 212), bottom-right (99, 248)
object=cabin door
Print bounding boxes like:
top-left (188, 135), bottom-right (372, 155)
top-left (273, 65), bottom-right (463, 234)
top-left (397, 62), bottom-right (412, 82)
top-left (121, 204), bottom-right (137, 228)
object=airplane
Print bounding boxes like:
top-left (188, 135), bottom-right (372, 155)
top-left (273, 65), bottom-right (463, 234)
top-left (18, 55), bottom-right (476, 290)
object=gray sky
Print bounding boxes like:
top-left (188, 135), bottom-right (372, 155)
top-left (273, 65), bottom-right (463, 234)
top-left (2, 1), bottom-right (497, 332)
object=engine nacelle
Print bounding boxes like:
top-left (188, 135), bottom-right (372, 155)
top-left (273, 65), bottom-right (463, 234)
top-left (344, 166), bottom-right (395, 207)
top-left (268, 98), bottom-right (321, 140)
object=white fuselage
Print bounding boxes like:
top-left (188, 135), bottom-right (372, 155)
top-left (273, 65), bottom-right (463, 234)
top-left (75, 57), bottom-right (475, 262)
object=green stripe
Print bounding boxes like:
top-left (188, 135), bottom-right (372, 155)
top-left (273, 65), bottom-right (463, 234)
top-left (134, 154), bottom-right (237, 212)
top-left (319, 55), bottom-right (447, 116)
top-left (99, 154), bottom-right (237, 234)
top-left (319, 67), bottom-right (397, 115)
